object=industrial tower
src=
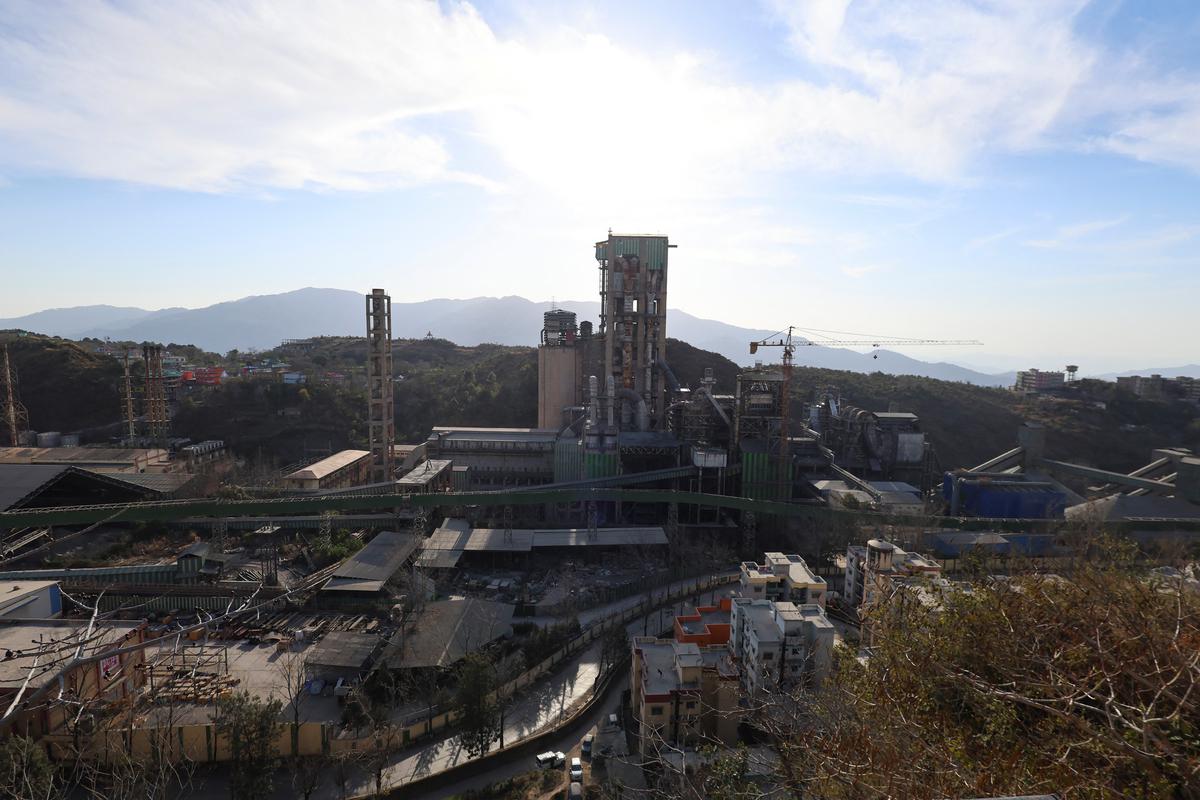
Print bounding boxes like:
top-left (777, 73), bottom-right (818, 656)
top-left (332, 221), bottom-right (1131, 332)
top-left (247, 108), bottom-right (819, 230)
top-left (537, 309), bottom-right (582, 429)
top-left (142, 344), bottom-right (170, 442)
top-left (1, 344), bottom-right (29, 447)
top-left (366, 288), bottom-right (395, 483)
top-left (594, 233), bottom-right (674, 431)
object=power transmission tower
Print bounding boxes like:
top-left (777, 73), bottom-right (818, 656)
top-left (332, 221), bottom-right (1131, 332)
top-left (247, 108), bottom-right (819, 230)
top-left (0, 345), bottom-right (29, 447)
top-left (122, 349), bottom-right (137, 443)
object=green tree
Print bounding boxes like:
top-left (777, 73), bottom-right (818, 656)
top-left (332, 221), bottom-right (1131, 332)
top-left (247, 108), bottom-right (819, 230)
top-left (216, 690), bottom-right (283, 800)
top-left (600, 623), bottom-right (629, 675)
top-left (774, 556), bottom-right (1200, 799)
top-left (454, 653), bottom-right (500, 758)
top-left (0, 736), bottom-right (56, 800)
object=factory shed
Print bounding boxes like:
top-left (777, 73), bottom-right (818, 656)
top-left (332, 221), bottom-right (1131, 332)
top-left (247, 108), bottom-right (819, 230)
top-left (387, 598), bottom-right (514, 670)
top-left (1066, 494), bottom-right (1200, 522)
top-left (321, 531), bottom-right (420, 595)
top-left (0, 464), bottom-right (166, 511)
top-left (397, 459), bottom-right (452, 493)
top-left (0, 446), bottom-right (170, 472)
top-left (419, 520), bottom-right (667, 568)
top-left (931, 532), bottom-right (1012, 558)
top-left (305, 631), bottom-right (383, 681)
top-left (282, 450), bottom-right (371, 490)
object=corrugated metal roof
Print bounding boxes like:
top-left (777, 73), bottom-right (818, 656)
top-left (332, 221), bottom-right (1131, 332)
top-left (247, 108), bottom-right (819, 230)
top-left (388, 599), bottom-right (514, 669)
top-left (86, 470), bottom-right (194, 494)
top-left (305, 631), bottom-right (380, 670)
top-left (326, 531), bottom-right (419, 588)
top-left (397, 459), bottom-right (452, 486)
top-left (422, 525), bottom-right (667, 554)
top-left (414, 549), bottom-right (464, 569)
top-left (285, 450), bottom-right (370, 481)
top-left (0, 447), bottom-right (167, 466)
top-left (0, 464), bottom-right (70, 511)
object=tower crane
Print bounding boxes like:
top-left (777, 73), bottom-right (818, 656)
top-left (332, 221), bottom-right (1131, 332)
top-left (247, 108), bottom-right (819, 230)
top-left (749, 326), bottom-right (982, 501)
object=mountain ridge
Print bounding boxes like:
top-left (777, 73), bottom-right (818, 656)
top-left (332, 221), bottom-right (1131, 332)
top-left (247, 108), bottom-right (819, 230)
top-left (0, 287), bottom-right (1063, 387)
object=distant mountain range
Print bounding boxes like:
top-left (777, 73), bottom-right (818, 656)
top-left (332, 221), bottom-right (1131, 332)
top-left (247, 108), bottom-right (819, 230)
top-left (0, 287), bottom-right (1035, 386)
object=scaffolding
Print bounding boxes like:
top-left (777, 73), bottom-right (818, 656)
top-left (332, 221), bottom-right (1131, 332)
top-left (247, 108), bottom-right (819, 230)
top-left (366, 289), bottom-right (395, 484)
top-left (142, 344), bottom-right (169, 442)
top-left (143, 642), bottom-right (236, 705)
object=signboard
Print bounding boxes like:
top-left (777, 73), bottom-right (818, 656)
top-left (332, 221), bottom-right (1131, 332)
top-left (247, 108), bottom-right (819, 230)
top-left (99, 654), bottom-right (121, 682)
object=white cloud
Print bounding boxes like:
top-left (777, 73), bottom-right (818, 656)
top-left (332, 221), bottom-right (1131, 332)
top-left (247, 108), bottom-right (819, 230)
top-left (0, 0), bottom-right (1197, 199)
top-left (1025, 215), bottom-right (1129, 248)
top-left (964, 226), bottom-right (1023, 250)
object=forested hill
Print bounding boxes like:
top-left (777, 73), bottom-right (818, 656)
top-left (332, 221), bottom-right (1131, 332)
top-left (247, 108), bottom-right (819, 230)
top-left (3, 332), bottom-right (1195, 476)
top-left (0, 332), bottom-right (122, 432)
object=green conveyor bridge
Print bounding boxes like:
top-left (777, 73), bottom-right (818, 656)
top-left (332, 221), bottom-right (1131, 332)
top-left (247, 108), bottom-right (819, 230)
top-left (2, 487), bottom-right (1197, 534)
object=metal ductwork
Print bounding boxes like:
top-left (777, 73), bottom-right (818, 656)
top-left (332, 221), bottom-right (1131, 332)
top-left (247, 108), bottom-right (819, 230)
top-left (617, 388), bottom-right (650, 432)
top-left (655, 358), bottom-right (681, 393)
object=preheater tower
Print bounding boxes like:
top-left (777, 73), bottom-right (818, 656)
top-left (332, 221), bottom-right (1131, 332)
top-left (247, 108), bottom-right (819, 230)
top-left (366, 289), bottom-right (395, 483)
top-left (594, 233), bottom-right (672, 430)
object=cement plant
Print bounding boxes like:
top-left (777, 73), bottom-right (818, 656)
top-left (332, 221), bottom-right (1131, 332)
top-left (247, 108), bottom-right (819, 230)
top-left (0, 231), bottom-right (1196, 800)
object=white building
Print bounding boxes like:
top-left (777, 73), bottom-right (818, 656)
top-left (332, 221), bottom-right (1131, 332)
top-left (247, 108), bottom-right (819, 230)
top-left (729, 597), bottom-right (834, 695)
top-left (0, 581), bottom-right (63, 619)
top-left (844, 538), bottom-right (942, 609)
top-left (738, 552), bottom-right (827, 608)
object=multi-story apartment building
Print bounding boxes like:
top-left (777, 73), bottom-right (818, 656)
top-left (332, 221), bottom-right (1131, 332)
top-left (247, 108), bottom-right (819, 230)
top-left (1014, 369), bottom-right (1065, 394)
top-left (728, 597), bottom-right (834, 696)
top-left (630, 637), bottom-right (739, 756)
top-left (1117, 374), bottom-right (1199, 403)
top-left (844, 538), bottom-right (942, 609)
top-left (673, 596), bottom-right (733, 647)
top-left (738, 552), bottom-right (827, 608)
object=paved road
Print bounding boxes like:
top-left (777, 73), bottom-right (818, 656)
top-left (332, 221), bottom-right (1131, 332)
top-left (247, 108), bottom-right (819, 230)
top-left (187, 575), bottom-right (735, 799)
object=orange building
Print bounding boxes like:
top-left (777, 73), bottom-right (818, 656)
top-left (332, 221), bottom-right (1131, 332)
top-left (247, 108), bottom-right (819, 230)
top-left (672, 596), bottom-right (733, 647)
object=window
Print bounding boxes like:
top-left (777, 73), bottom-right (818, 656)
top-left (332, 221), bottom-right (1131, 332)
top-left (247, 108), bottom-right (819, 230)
top-left (762, 652), bottom-right (774, 660)
top-left (685, 701), bottom-right (696, 709)
top-left (650, 706), bottom-right (663, 716)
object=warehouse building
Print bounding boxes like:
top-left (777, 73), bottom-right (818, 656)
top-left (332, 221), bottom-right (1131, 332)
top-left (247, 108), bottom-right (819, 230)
top-left (0, 464), bottom-right (187, 512)
top-left (320, 531), bottom-right (421, 600)
top-left (416, 518), bottom-right (668, 569)
top-left (282, 450), bottom-right (371, 490)
top-left (387, 598), bottom-right (515, 671)
top-left (0, 446), bottom-right (173, 473)
top-left (424, 427), bottom-right (558, 489)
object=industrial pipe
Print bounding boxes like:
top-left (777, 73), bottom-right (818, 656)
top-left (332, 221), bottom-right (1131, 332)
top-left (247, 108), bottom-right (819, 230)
top-left (655, 358), bottom-right (681, 393)
top-left (605, 376), bottom-right (615, 427)
top-left (617, 388), bottom-right (650, 432)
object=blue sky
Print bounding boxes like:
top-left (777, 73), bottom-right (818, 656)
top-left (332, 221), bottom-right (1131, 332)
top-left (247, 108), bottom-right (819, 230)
top-left (0, 0), bottom-right (1198, 372)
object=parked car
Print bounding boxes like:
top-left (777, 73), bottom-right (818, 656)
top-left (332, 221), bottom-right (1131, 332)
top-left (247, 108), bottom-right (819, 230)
top-left (581, 733), bottom-right (594, 757)
top-left (567, 781), bottom-right (583, 799)
top-left (570, 756), bottom-right (583, 781)
top-left (536, 751), bottom-right (566, 769)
